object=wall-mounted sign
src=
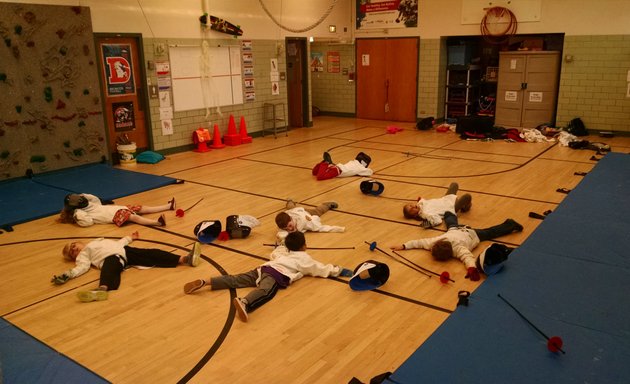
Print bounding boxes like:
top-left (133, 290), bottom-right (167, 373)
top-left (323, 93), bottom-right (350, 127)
top-left (504, 91), bottom-right (518, 102)
top-left (101, 44), bottom-right (135, 96)
top-left (529, 92), bottom-right (543, 102)
top-left (112, 101), bottom-right (135, 131)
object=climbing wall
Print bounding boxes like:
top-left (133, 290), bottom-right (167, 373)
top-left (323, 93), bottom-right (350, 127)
top-left (0, 2), bottom-right (107, 180)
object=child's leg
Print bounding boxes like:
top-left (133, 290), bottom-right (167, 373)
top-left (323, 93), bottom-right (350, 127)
top-left (443, 211), bottom-right (459, 229)
top-left (137, 202), bottom-right (171, 214)
top-left (99, 255), bottom-right (125, 290)
top-left (124, 246), bottom-right (180, 268)
top-left (127, 214), bottom-right (164, 226)
top-left (184, 269), bottom-right (258, 294)
top-left (309, 202), bottom-right (337, 216)
top-left (316, 164), bottom-right (341, 180)
top-left (241, 273), bottom-right (279, 313)
top-left (312, 161), bottom-right (327, 176)
top-left (474, 219), bottom-right (523, 241)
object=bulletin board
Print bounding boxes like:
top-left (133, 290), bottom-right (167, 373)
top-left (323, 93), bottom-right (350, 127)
top-left (169, 45), bottom-right (243, 112)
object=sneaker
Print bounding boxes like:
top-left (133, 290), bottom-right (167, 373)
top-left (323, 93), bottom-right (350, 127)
top-left (169, 198), bottom-right (176, 210)
top-left (187, 242), bottom-right (201, 267)
top-left (158, 214), bottom-right (166, 226)
top-left (183, 279), bottom-right (206, 294)
top-left (446, 182), bottom-right (459, 196)
top-left (324, 201), bottom-right (339, 210)
top-left (323, 151), bottom-right (333, 164)
top-left (233, 297), bottom-right (249, 322)
top-left (455, 193), bottom-right (472, 213)
top-left (507, 219), bottom-right (524, 232)
top-left (77, 290), bottom-right (108, 303)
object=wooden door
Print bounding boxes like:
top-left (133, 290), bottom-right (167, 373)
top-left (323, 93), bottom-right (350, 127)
top-left (356, 38), bottom-right (418, 122)
top-left (357, 39), bottom-right (388, 120)
top-left (384, 38), bottom-right (418, 122)
top-left (286, 38), bottom-right (307, 128)
top-left (95, 35), bottom-right (149, 158)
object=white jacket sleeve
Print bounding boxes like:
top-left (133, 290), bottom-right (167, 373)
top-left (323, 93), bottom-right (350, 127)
top-left (314, 224), bottom-right (345, 233)
top-left (301, 258), bottom-right (342, 278)
top-left (83, 194), bottom-right (102, 205)
top-left (403, 237), bottom-right (437, 250)
top-left (66, 254), bottom-right (92, 278)
top-left (73, 209), bottom-right (93, 227)
top-left (452, 244), bottom-right (476, 268)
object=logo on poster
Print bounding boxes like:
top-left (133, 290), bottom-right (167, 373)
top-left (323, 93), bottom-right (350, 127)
top-left (106, 57), bottom-right (131, 84)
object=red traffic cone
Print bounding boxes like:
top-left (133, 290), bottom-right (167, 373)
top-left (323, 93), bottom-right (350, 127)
top-left (210, 124), bottom-right (225, 149)
top-left (223, 114), bottom-right (241, 146)
top-left (193, 128), bottom-right (211, 153)
top-left (239, 116), bottom-right (252, 144)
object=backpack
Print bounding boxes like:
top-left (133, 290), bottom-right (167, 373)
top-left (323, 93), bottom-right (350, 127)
top-left (566, 118), bottom-right (588, 136)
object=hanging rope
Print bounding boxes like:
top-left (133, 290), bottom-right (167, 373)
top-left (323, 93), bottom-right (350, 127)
top-left (258, 0), bottom-right (338, 33)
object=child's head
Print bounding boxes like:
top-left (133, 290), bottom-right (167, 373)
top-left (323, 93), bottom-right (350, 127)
top-left (403, 203), bottom-right (421, 220)
top-left (284, 231), bottom-right (306, 252)
top-left (62, 241), bottom-right (85, 261)
top-left (431, 240), bottom-right (453, 261)
top-left (275, 212), bottom-right (296, 232)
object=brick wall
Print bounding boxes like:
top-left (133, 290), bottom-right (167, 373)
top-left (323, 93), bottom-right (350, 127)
top-left (143, 38), bottom-right (288, 152)
top-left (310, 42), bottom-right (356, 115)
top-left (557, 35), bottom-right (630, 133)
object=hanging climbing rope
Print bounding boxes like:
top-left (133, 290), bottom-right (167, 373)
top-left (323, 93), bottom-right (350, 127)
top-left (258, 0), bottom-right (338, 33)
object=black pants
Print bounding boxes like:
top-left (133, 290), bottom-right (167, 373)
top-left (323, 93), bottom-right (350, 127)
top-left (444, 211), bottom-right (518, 242)
top-left (99, 246), bottom-right (180, 290)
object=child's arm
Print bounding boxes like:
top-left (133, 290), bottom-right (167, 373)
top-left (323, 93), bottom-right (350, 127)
top-left (315, 224), bottom-right (345, 233)
top-left (51, 254), bottom-right (91, 284)
top-left (452, 244), bottom-right (480, 281)
top-left (82, 193), bottom-right (102, 204)
top-left (72, 209), bottom-right (94, 227)
top-left (397, 237), bottom-right (434, 250)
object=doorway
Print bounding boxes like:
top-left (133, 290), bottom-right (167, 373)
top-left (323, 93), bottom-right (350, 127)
top-left (356, 37), bottom-right (419, 122)
top-left (285, 37), bottom-right (309, 128)
top-left (94, 33), bottom-right (151, 161)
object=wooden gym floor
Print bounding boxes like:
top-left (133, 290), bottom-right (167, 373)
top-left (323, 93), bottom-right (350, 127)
top-left (1, 116), bottom-right (628, 383)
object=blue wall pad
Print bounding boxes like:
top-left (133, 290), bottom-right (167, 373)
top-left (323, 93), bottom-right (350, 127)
top-left (0, 318), bottom-right (109, 384)
top-left (390, 152), bottom-right (630, 384)
top-left (0, 164), bottom-right (176, 228)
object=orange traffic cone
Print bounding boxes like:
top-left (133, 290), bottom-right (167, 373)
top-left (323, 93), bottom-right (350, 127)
top-left (223, 114), bottom-right (241, 146)
top-left (210, 124), bottom-right (225, 149)
top-left (239, 116), bottom-right (252, 144)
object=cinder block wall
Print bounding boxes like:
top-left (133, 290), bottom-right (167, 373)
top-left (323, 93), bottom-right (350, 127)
top-left (310, 42), bottom-right (356, 115)
top-left (142, 38), bottom-right (288, 152)
top-left (557, 35), bottom-right (630, 133)
top-left (417, 38), bottom-right (444, 120)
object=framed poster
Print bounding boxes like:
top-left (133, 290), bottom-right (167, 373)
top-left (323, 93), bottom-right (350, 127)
top-left (101, 43), bottom-right (135, 96)
top-left (112, 101), bottom-right (135, 131)
top-left (327, 51), bottom-right (340, 73)
top-left (356, 0), bottom-right (418, 29)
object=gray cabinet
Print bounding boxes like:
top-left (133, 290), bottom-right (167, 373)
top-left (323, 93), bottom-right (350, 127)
top-left (495, 51), bottom-right (561, 128)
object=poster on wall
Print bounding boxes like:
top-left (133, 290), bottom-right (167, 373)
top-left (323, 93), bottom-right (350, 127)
top-left (311, 52), bottom-right (324, 72)
top-left (101, 44), bottom-right (136, 96)
top-left (327, 52), bottom-right (340, 73)
top-left (356, 0), bottom-right (418, 29)
top-left (112, 101), bottom-right (135, 131)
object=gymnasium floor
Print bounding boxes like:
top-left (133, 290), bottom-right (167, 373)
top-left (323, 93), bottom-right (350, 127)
top-left (1, 116), bottom-right (628, 383)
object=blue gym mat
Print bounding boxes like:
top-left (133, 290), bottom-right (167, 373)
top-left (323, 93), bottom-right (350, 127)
top-left (0, 318), bottom-right (110, 384)
top-left (390, 152), bottom-right (630, 384)
top-left (0, 163), bottom-right (176, 229)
